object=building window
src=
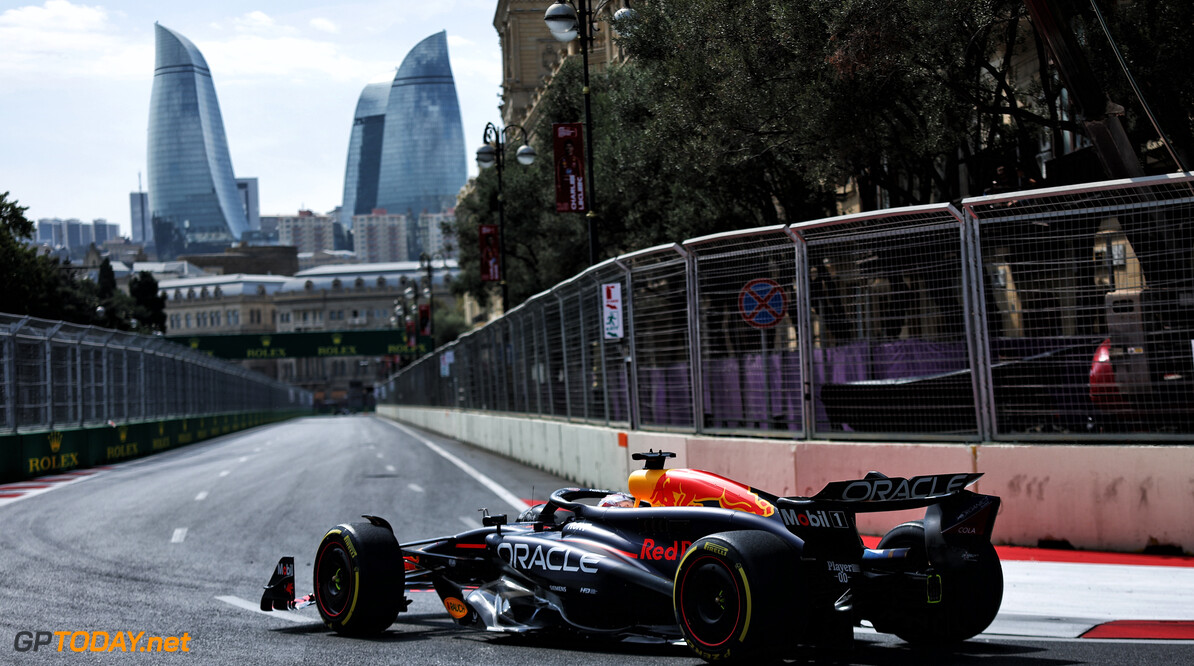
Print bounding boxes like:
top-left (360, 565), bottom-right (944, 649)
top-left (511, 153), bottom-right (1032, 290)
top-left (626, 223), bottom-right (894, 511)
top-left (229, 310), bottom-right (240, 325)
top-left (185, 314), bottom-right (192, 328)
top-left (212, 311), bottom-right (221, 327)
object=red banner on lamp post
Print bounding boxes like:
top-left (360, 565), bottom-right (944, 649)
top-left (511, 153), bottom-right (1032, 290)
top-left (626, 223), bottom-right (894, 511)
top-left (479, 224), bottom-right (500, 282)
top-left (553, 123), bottom-right (587, 213)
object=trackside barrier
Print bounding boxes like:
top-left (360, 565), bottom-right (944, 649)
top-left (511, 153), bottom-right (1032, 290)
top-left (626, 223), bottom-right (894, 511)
top-left (380, 405), bottom-right (1194, 553)
top-left (4, 411), bottom-right (308, 483)
top-left (382, 174), bottom-right (1194, 444)
top-left (2, 313), bottom-right (314, 483)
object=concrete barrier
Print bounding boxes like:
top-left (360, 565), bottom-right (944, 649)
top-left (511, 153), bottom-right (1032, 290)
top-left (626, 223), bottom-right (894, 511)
top-left (379, 405), bottom-right (1194, 554)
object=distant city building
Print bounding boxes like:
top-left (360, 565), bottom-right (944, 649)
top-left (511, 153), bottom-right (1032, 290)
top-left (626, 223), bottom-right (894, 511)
top-left (236, 178), bottom-right (260, 230)
top-left (147, 23), bottom-right (250, 259)
top-left (179, 244), bottom-right (299, 276)
top-left (418, 209), bottom-right (456, 259)
top-left (345, 32), bottom-right (466, 223)
top-left (298, 249), bottom-right (358, 271)
top-left (158, 261), bottom-right (459, 404)
top-left (92, 219), bottom-right (120, 245)
top-left (64, 219), bottom-right (89, 253)
top-left (353, 211), bottom-right (413, 264)
top-left (340, 82), bottom-right (390, 229)
top-left (129, 191), bottom-right (152, 246)
top-left (37, 219), bottom-right (62, 246)
top-left (275, 210), bottom-right (338, 255)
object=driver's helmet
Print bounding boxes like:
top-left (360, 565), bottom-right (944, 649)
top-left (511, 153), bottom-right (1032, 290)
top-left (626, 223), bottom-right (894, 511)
top-left (598, 491), bottom-right (635, 508)
top-left (517, 504), bottom-right (546, 522)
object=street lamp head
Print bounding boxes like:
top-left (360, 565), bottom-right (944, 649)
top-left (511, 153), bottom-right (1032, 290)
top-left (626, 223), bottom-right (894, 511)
top-left (516, 143), bottom-right (537, 166)
top-left (613, 7), bottom-right (636, 25)
top-left (544, 2), bottom-right (579, 42)
top-left (475, 144), bottom-right (497, 169)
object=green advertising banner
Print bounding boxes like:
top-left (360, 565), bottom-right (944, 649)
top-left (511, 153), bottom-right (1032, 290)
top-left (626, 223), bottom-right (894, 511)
top-left (167, 330), bottom-right (434, 360)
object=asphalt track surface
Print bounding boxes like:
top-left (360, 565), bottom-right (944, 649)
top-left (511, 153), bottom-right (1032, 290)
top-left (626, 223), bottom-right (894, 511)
top-left (0, 415), bottom-right (1191, 664)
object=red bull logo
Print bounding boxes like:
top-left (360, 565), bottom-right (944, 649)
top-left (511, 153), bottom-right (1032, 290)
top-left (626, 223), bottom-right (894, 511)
top-left (631, 468), bottom-right (775, 517)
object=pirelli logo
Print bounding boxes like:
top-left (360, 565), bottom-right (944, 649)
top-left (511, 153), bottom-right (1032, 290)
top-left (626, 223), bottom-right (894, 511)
top-left (703, 543), bottom-right (728, 556)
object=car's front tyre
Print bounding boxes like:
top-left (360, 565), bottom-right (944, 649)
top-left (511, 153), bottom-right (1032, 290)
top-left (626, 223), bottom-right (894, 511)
top-left (314, 521), bottom-right (404, 635)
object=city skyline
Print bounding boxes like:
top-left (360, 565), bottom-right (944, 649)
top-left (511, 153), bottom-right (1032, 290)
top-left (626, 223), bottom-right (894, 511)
top-left (0, 0), bottom-right (506, 237)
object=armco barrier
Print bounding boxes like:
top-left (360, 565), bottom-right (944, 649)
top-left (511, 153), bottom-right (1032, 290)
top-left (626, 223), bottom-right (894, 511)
top-left (379, 405), bottom-right (1194, 554)
top-left (2, 411), bottom-right (309, 484)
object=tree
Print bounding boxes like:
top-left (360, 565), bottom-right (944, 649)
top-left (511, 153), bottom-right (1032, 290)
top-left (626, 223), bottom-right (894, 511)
top-left (1, 191), bottom-right (62, 318)
top-left (129, 271), bottom-right (167, 333)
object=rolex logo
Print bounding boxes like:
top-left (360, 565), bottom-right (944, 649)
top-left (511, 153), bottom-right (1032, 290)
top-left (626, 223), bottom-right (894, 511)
top-left (261, 336), bottom-right (271, 347)
top-left (332, 333), bottom-right (343, 345)
top-left (119, 426), bottom-right (128, 443)
top-left (189, 338), bottom-right (200, 349)
top-left (158, 422), bottom-right (165, 436)
top-left (49, 431), bottom-right (62, 453)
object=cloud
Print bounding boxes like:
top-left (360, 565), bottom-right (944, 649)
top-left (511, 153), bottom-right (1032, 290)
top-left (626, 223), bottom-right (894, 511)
top-left (309, 17), bottom-right (338, 34)
top-left (0, 1), bottom-right (147, 81)
top-left (203, 35), bottom-right (390, 84)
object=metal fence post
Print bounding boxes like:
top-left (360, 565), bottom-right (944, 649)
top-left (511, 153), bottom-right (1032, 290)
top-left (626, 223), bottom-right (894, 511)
top-left (616, 259), bottom-right (639, 430)
top-left (557, 292), bottom-right (571, 420)
top-left (785, 226), bottom-right (814, 439)
top-left (679, 244), bottom-right (703, 433)
top-left (961, 206), bottom-right (997, 440)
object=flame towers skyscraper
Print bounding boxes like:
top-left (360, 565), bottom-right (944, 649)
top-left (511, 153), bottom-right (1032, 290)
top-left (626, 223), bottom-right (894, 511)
top-left (147, 23), bottom-right (249, 258)
top-left (342, 31), bottom-right (467, 229)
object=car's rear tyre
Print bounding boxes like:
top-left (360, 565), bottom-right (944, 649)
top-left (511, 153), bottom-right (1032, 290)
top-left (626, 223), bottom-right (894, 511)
top-left (314, 521), bottom-right (404, 635)
top-left (673, 531), bottom-right (794, 662)
top-left (873, 520), bottom-right (1002, 645)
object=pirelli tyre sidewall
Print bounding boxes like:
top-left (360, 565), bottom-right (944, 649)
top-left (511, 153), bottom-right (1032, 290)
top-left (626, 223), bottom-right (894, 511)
top-left (873, 520), bottom-right (1003, 645)
top-left (673, 531), bottom-right (791, 662)
top-left (314, 522), bottom-right (404, 635)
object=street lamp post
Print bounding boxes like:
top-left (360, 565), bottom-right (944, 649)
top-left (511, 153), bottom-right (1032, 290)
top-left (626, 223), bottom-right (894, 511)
top-left (545, 1), bottom-right (630, 267)
top-left (417, 252), bottom-right (446, 339)
top-left (476, 123), bottom-right (536, 313)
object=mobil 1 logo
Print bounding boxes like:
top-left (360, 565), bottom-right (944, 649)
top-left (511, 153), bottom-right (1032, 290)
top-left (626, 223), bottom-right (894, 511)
top-left (781, 508), bottom-right (850, 529)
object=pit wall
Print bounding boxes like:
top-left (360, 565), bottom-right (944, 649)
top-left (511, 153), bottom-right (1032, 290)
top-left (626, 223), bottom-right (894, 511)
top-left (379, 405), bottom-right (1194, 554)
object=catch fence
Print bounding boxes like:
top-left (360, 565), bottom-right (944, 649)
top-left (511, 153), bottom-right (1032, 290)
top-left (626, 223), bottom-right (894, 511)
top-left (1, 313), bottom-right (312, 432)
top-left (380, 174), bottom-right (1194, 442)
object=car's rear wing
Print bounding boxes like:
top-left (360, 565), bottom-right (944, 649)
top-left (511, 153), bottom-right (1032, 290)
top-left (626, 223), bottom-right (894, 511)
top-left (781, 471), bottom-right (984, 513)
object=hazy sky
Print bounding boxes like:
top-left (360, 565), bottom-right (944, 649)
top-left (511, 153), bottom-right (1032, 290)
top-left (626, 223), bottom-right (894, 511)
top-left (0, 0), bottom-right (507, 235)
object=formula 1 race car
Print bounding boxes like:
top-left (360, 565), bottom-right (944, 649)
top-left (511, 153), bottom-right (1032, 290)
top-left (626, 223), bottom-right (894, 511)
top-left (261, 451), bottom-right (1003, 662)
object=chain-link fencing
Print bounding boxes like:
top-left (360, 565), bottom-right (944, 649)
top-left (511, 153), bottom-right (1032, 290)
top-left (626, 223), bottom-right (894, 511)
top-left (379, 174), bottom-right (1194, 442)
top-left (2, 314), bottom-right (312, 432)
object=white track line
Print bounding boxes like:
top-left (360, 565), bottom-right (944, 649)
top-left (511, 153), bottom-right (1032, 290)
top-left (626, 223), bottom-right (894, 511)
top-left (215, 596), bottom-right (310, 623)
top-left (382, 420), bottom-right (528, 513)
top-left (408, 483), bottom-right (424, 493)
top-left (195, 491), bottom-right (209, 501)
top-left (171, 528), bottom-right (188, 543)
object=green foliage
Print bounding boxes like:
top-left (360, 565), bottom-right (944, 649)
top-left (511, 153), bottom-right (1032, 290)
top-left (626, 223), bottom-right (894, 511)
top-left (129, 271), bottom-right (167, 333)
top-left (452, 0), bottom-right (1193, 312)
top-left (0, 191), bottom-right (152, 332)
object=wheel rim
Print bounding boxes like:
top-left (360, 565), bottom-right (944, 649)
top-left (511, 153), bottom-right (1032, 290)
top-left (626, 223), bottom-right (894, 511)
top-left (679, 555), bottom-right (742, 648)
top-left (316, 541), bottom-right (353, 618)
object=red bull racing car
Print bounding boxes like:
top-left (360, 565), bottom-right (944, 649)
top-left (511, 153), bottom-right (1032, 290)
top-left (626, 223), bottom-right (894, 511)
top-left (261, 451), bottom-right (1003, 662)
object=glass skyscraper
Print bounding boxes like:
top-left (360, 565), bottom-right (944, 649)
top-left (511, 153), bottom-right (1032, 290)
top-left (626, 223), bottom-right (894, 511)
top-left (340, 82), bottom-right (391, 228)
top-left (147, 23), bottom-right (249, 258)
top-left (343, 32), bottom-right (467, 228)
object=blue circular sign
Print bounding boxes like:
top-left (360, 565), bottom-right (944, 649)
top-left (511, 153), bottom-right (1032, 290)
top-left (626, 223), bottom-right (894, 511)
top-left (738, 279), bottom-right (787, 329)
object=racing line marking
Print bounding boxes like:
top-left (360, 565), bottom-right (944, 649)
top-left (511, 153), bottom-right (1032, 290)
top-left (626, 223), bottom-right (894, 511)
top-left (382, 420), bottom-right (529, 513)
top-left (171, 528), bottom-right (188, 544)
top-left (408, 483), bottom-right (424, 493)
top-left (386, 465), bottom-right (396, 473)
top-left (215, 596), bottom-right (310, 623)
top-left (195, 491), bottom-right (209, 501)
top-left (219, 470), bottom-right (230, 477)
